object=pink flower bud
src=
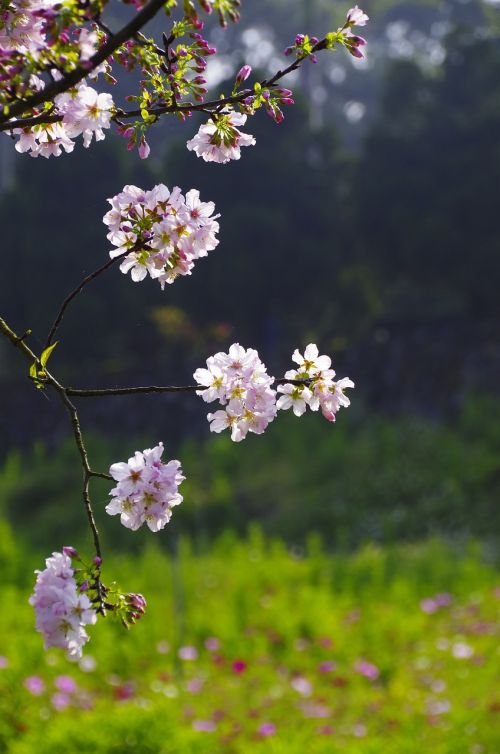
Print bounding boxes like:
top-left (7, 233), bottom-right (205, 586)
top-left (63, 546), bottom-right (78, 559)
top-left (235, 65), bottom-right (252, 86)
top-left (138, 137), bottom-right (150, 160)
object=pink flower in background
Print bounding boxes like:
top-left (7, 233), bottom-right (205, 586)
top-left (258, 722), bottom-right (276, 737)
top-left (204, 637), bottom-right (220, 651)
top-left (193, 719), bottom-right (216, 732)
top-left (51, 692), bottom-right (71, 711)
top-left (0, 656), bottom-right (8, 669)
top-left (354, 659), bottom-right (380, 681)
top-left (291, 676), bottom-right (313, 696)
top-left (178, 646), bottom-right (198, 661)
top-left (24, 676), bottom-right (45, 695)
top-left (232, 659), bottom-right (247, 674)
top-left (421, 593), bottom-right (453, 614)
top-left (55, 675), bottom-right (77, 694)
top-left (319, 661), bottom-right (336, 674)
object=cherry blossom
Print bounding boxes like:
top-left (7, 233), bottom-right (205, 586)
top-left (187, 110), bottom-right (256, 163)
top-left (194, 344), bottom-right (277, 442)
top-left (12, 82), bottom-right (115, 157)
top-left (346, 6), bottom-right (369, 27)
top-left (29, 550), bottom-right (97, 659)
top-left (103, 184), bottom-right (220, 288)
top-left (106, 443), bottom-right (185, 532)
top-left (277, 343), bottom-right (354, 422)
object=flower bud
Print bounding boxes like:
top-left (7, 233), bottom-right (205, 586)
top-left (63, 546), bottom-right (78, 559)
top-left (138, 137), bottom-right (150, 160)
top-left (235, 65), bottom-right (252, 86)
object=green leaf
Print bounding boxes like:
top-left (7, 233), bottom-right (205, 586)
top-left (40, 341), bottom-right (58, 368)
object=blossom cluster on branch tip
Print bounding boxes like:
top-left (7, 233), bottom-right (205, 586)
top-left (106, 442), bottom-right (185, 531)
top-left (286, 6), bottom-right (369, 62)
top-left (187, 110), bottom-right (255, 163)
top-left (278, 344), bottom-right (354, 421)
top-left (194, 343), bottom-right (278, 442)
top-left (29, 550), bottom-right (97, 660)
top-left (103, 184), bottom-right (220, 287)
top-left (194, 342), bottom-right (354, 441)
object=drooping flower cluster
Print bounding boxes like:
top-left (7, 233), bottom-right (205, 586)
top-left (194, 343), bottom-right (277, 442)
top-left (13, 80), bottom-right (114, 158)
top-left (277, 344), bottom-right (354, 422)
top-left (187, 110), bottom-right (256, 163)
top-left (29, 550), bottom-right (97, 660)
top-left (103, 184), bottom-right (220, 287)
top-left (106, 443), bottom-right (185, 532)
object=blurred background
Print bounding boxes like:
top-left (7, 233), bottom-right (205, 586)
top-left (0, 0), bottom-right (499, 751)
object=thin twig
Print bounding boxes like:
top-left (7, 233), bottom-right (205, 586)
top-left (1, 37), bottom-right (328, 133)
top-left (0, 316), bottom-right (104, 564)
top-left (45, 249), bottom-right (131, 349)
top-left (67, 378), bottom-right (311, 398)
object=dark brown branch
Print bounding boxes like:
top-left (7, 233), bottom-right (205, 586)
top-left (1, 37), bottom-right (328, 133)
top-left (0, 0), bottom-right (169, 125)
top-left (0, 316), bottom-right (104, 562)
top-left (45, 250), bottom-right (130, 349)
top-left (67, 378), bottom-right (311, 398)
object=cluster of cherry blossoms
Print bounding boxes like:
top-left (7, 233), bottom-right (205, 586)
top-left (13, 80), bottom-right (114, 158)
top-left (0, 0), bottom-right (97, 57)
top-left (277, 344), bottom-right (354, 422)
top-left (187, 109), bottom-right (256, 164)
top-left (106, 443), bottom-right (185, 532)
top-left (194, 344), bottom-right (278, 442)
top-left (194, 342), bottom-right (354, 442)
top-left (29, 550), bottom-right (97, 660)
top-left (103, 183), bottom-right (220, 287)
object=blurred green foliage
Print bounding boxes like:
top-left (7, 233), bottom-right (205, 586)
top-left (1, 395), bottom-right (499, 555)
top-left (0, 535), bottom-right (498, 753)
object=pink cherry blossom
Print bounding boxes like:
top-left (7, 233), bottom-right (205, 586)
top-left (187, 110), bottom-right (256, 163)
top-left (106, 443), bottom-right (184, 532)
top-left (278, 343), bottom-right (354, 422)
top-left (346, 6), bottom-right (369, 27)
top-left (195, 344), bottom-right (277, 441)
top-left (103, 184), bottom-right (220, 288)
top-left (29, 550), bottom-right (97, 659)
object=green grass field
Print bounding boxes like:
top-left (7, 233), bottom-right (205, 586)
top-left (0, 535), bottom-right (499, 753)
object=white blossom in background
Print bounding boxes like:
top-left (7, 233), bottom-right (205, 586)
top-left (194, 343), bottom-right (277, 442)
top-left (106, 443), bottom-right (185, 532)
top-left (103, 184), bottom-right (220, 287)
top-left (29, 550), bottom-right (97, 660)
top-left (277, 343), bottom-right (354, 422)
top-left (187, 110), bottom-right (256, 163)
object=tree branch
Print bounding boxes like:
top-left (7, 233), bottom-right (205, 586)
top-left (0, 315), bottom-right (105, 563)
top-left (45, 249), bottom-right (131, 349)
top-left (1, 37), bottom-right (328, 133)
top-left (0, 0), bottom-right (169, 125)
top-left (67, 378), bottom-right (311, 397)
